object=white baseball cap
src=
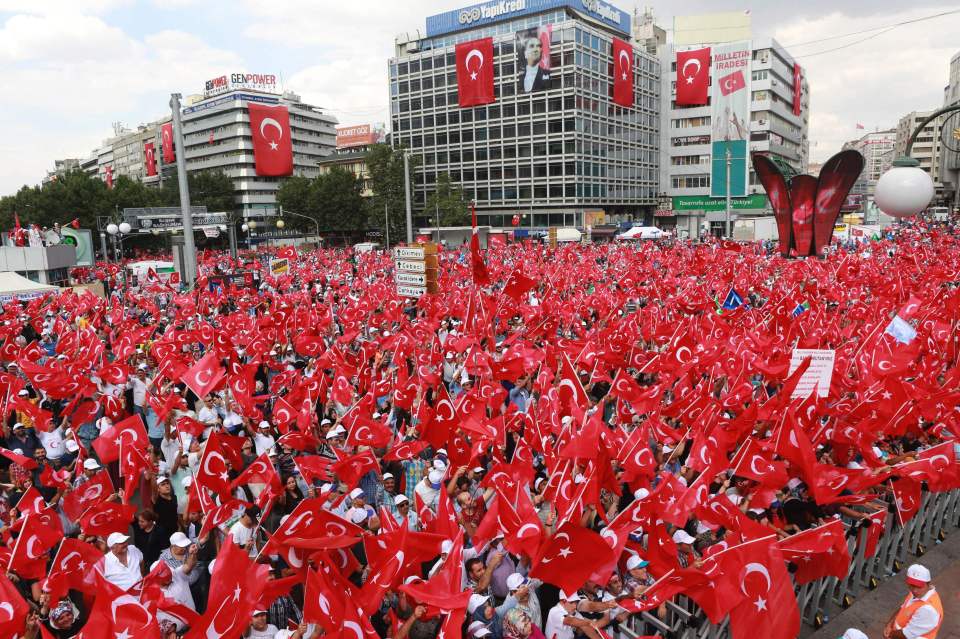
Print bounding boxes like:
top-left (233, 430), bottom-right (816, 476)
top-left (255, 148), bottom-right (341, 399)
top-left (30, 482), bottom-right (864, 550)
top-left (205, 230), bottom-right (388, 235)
top-left (348, 487), bottom-right (364, 500)
top-left (64, 440), bottom-right (79, 453)
top-left (383, 472), bottom-right (394, 480)
top-left (394, 494), bottom-right (409, 505)
top-left (559, 590), bottom-right (581, 602)
top-left (467, 594), bottom-right (490, 614)
top-left (506, 573), bottom-right (527, 590)
top-left (83, 458), bottom-right (101, 470)
top-left (633, 488), bottom-right (650, 500)
top-left (170, 532), bottom-right (192, 548)
top-left (107, 532), bottom-right (130, 547)
top-left (840, 630), bottom-right (868, 639)
top-left (672, 530), bottom-right (696, 545)
top-left (428, 469), bottom-right (444, 484)
top-left (626, 555), bottom-right (649, 570)
top-left (906, 564), bottom-right (931, 587)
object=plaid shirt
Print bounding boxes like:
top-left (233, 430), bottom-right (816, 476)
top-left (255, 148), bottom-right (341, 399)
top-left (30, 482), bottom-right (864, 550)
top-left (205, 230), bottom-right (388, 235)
top-left (402, 458), bottom-right (427, 503)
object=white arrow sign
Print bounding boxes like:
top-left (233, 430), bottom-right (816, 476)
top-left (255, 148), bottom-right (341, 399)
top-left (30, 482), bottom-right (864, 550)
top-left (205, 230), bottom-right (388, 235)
top-left (396, 272), bottom-right (427, 286)
top-left (395, 260), bottom-right (426, 273)
top-left (397, 285), bottom-right (427, 298)
top-left (394, 247), bottom-right (425, 260)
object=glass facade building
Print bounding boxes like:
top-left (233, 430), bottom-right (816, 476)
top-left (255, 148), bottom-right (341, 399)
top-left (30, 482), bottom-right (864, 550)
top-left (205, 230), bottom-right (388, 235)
top-left (390, 1), bottom-right (660, 229)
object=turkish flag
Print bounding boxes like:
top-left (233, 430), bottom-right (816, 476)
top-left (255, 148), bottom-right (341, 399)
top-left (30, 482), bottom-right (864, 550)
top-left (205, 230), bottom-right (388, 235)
top-left (161, 122), bottom-right (175, 163)
top-left (62, 469), bottom-right (114, 520)
top-left (456, 37), bottom-right (495, 107)
top-left (719, 69), bottom-right (747, 96)
top-left (383, 438), bottom-right (428, 461)
top-left (892, 477), bottom-right (922, 525)
top-left (105, 165), bottom-right (113, 189)
top-left (92, 414), bottom-right (149, 464)
top-left (229, 452), bottom-right (282, 502)
top-left (144, 142), bottom-right (157, 177)
top-left (726, 536), bottom-right (800, 639)
top-left (0, 572), bottom-right (30, 638)
top-left (187, 538), bottom-right (269, 639)
top-left (45, 537), bottom-right (102, 599)
top-left (612, 37), bottom-right (633, 106)
top-left (502, 269), bottom-right (536, 301)
top-left (304, 566), bottom-right (344, 631)
top-left (470, 203), bottom-right (490, 286)
top-left (675, 47), bottom-right (710, 105)
top-left (82, 574), bottom-right (160, 639)
top-left (196, 429), bottom-right (235, 500)
top-left (248, 102), bottom-right (294, 176)
top-left (273, 497), bottom-right (364, 547)
top-left (9, 513), bottom-right (61, 579)
top-left (331, 448), bottom-right (380, 489)
top-left (777, 519), bottom-right (850, 584)
top-left (181, 351), bottom-right (226, 399)
top-left (79, 500), bottom-right (136, 537)
top-left (0, 447), bottom-right (37, 470)
top-left (530, 522), bottom-right (615, 593)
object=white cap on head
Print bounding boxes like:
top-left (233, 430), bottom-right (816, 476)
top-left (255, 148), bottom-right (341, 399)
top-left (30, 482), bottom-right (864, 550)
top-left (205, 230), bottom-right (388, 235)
top-left (505, 573), bottom-right (527, 590)
top-left (841, 630), bottom-right (868, 639)
top-left (672, 530), bottom-right (696, 545)
top-left (633, 488), bottom-right (650, 500)
top-left (467, 594), bottom-right (490, 614)
top-left (626, 555), bottom-right (649, 570)
top-left (428, 469), bottom-right (444, 484)
top-left (348, 508), bottom-right (368, 524)
top-left (394, 494), bottom-right (409, 505)
top-left (906, 563), bottom-right (932, 586)
top-left (382, 472), bottom-right (394, 480)
top-left (440, 539), bottom-right (453, 554)
top-left (83, 458), bottom-right (100, 470)
top-left (107, 532), bottom-right (130, 547)
top-left (170, 532), bottom-right (192, 548)
top-left (559, 590), bottom-right (581, 602)
top-left (258, 420), bottom-right (271, 429)
top-left (349, 487), bottom-right (364, 500)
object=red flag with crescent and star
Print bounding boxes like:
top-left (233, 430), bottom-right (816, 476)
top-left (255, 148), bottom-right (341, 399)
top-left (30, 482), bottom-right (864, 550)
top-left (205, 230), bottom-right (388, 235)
top-left (612, 37), bottom-right (633, 107)
top-left (248, 102), bottom-right (294, 176)
top-left (675, 47), bottom-right (710, 105)
top-left (144, 141), bottom-right (157, 177)
top-left (456, 37), bottom-right (495, 107)
top-left (161, 122), bottom-right (175, 163)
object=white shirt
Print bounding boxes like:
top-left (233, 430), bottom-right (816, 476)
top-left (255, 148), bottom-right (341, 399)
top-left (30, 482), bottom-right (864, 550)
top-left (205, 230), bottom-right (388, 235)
top-left (414, 479), bottom-right (440, 511)
top-left (254, 432), bottom-right (276, 456)
top-left (897, 587), bottom-right (941, 639)
top-left (545, 604), bottom-right (576, 639)
top-left (163, 564), bottom-right (196, 612)
top-left (229, 520), bottom-right (257, 557)
top-left (37, 427), bottom-right (65, 460)
top-left (248, 624), bottom-right (279, 639)
top-left (197, 405), bottom-right (219, 425)
top-left (128, 376), bottom-right (152, 407)
top-left (102, 545), bottom-right (144, 591)
top-left (523, 65), bottom-right (539, 92)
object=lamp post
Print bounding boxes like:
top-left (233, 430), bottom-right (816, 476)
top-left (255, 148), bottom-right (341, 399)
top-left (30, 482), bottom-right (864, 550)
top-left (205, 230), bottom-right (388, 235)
top-left (875, 104), bottom-right (960, 218)
top-left (241, 220), bottom-right (257, 249)
top-left (277, 206), bottom-right (320, 240)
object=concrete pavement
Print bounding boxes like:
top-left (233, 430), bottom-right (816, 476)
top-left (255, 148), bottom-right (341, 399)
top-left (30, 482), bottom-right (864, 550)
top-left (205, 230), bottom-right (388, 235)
top-left (804, 528), bottom-right (960, 639)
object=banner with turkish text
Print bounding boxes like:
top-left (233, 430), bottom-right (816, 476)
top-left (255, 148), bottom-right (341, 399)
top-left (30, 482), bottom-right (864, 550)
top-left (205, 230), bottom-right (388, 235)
top-left (675, 47), bottom-right (710, 106)
top-left (248, 102), bottom-right (294, 176)
top-left (612, 38), bottom-right (633, 107)
top-left (456, 38), bottom-right (495, 107)
top-left (711, 41), bottom-right (750, 198)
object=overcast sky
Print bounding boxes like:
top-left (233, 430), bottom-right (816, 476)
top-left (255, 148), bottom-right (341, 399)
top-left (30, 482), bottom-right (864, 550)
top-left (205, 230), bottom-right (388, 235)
top-left (0, 0), bottom-right (958, 195)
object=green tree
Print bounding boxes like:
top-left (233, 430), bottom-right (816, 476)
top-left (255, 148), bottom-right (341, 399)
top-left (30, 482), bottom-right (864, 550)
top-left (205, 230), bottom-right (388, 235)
top-left (366, 143), bottom-right (417, 244)
top-left (160, 170), bottom-right (236, 217)
top-left (276, 176), bottom-right (315, 224)
top-left (312, 167), bottom-right (366, 232)
top-left (424, 172), bottom-right (469, 226)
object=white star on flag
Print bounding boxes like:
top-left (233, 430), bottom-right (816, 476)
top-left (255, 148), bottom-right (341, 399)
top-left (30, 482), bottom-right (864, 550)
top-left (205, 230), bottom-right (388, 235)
top-left (269, 141), bottom-right (279, 151)
top-left (754, 597), bottom-right (767, 611)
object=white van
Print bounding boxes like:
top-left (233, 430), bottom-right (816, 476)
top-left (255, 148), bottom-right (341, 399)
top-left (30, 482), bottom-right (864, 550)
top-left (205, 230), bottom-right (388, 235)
top-left (353, 242), bottom-right (380, 253)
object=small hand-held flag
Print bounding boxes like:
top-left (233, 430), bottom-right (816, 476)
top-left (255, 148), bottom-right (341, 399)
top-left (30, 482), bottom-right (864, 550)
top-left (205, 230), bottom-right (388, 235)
top-left (470, 201), bottom-right (490, 286)
top-left (722, 288), bottom-right (744, 311)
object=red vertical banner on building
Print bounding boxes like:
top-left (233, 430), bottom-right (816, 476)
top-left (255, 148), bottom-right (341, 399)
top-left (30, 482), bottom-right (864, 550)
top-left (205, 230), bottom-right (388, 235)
top-left (105, 165), bottom-right (113, 189)
top-left (792, 63), bottom-right (802, 115)
top-left (160, 122), bottom-right (175, 163)
top-left (456, 38), bottom-right (495, 107)
top-left (144, 142), bottom-right (157, 177)
top-left (248, 103), bottom-right (294, 176)
top-left (675, 47), bottom-right (710, 106)
top-left (612, 37), bottom-right (633, 107)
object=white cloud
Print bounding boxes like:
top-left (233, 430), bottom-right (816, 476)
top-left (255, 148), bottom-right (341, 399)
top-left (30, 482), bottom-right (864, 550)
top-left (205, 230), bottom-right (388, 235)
top-left (773, 9), bottom-right (959, 162)
top-left (0, 0), bottom-right (131, 15)
top-left (0, 10), bottom-right (243, 193)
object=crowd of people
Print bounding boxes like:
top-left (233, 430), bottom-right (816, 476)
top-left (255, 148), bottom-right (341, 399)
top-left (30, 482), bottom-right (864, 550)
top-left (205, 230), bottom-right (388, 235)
top-left (0, 225), bottom-right (957, 639)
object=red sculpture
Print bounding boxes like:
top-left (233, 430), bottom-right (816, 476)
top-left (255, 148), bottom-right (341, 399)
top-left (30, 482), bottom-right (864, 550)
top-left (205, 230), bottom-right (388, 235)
top-left (753, 150), bottom-right (864, 257)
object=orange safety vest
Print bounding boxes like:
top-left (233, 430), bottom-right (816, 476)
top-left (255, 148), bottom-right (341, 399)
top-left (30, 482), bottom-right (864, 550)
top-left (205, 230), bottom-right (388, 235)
top-left (895, 588), bottom-right (943, 639)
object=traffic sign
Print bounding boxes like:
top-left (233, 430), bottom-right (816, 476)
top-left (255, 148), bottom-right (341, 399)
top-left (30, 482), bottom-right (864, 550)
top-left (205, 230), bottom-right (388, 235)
top-left (395, 247), bottom-right (425, 260)
top-left (396, 272), bottom-right (427, 286)
top-left (395, 259), bottom-right (426, 273)
top-left (397, 285), bottom-right (427, 298)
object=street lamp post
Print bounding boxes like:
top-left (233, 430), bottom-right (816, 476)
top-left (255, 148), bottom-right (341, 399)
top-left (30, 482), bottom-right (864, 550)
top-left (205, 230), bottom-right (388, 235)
top-left (277, 206), bottom-right (320, 240)
top-left (876, 104), bottom-right (960, 218)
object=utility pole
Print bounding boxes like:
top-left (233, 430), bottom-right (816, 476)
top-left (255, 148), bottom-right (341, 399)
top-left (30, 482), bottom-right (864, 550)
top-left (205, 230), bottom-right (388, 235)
top-left (384, 203), bottom-right (390, 250)
top-left (403, 151), bottom-right (413, 244)
top-left (724, 146), bottom-right (732, 238)
top-left (170, 93), bottom-right (196, 285)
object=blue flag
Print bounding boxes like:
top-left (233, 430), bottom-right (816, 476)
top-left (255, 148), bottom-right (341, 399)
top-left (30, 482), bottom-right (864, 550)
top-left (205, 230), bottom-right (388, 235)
top-left (722, 288), bottom-right (744, 311)
top-left (791, 301), bottom-right (810, 318)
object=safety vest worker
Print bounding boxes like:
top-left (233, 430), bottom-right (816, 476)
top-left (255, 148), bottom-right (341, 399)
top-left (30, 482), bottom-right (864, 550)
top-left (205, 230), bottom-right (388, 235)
top-left (883, 563), bottom-right (943, 639)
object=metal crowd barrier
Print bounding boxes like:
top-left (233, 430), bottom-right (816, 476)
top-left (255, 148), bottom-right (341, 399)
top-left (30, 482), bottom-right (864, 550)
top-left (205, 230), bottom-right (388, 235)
top-left (622, 489), bottom-right (960, 639)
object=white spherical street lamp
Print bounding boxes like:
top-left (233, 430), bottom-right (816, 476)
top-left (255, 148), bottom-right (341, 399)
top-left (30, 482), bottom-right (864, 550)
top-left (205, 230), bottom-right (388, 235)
top-left (118, 222), bottom-right (132, 234)
top-left (248, 221), bottom-right (257, 230)
top-left (241, 223), bottom-right (249, 232)
top-left (106, 223), bottom-right (119, 235)
top-left (276, 219), bottom-right (285, 229)
top-left (874, 157), bottom-right (935, 218)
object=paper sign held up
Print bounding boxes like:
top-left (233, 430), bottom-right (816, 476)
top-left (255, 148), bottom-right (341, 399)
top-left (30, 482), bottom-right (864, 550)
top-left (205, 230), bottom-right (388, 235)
top-left (788, 349), bottom-right (835, 399)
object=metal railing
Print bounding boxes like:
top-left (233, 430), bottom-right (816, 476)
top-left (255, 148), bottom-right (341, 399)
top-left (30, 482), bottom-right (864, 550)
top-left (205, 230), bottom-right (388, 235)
top-left (623, 489), bottom-right (960, 639)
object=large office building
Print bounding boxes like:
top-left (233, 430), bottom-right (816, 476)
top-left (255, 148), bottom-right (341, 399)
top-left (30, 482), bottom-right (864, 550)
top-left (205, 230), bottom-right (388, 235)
top-left (66, 76), bottom-right (338, 222)
top-left (843, 129), bottom-right (896, 221)
top-left (657, 32), bottom-right (810, 238)
top-left (390, 0), bottom-right (661, 229)
top-left (317, 124), bottom-right (386, 197)
top-left (939, 50), bottom-right (960, 207)
top-left (894, 110), bottom-right (946, 202)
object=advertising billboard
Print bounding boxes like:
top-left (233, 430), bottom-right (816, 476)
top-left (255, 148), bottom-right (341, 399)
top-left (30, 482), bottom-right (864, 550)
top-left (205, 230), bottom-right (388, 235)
top-left (336, 125), bottom-right (381, 149)
top-left (710, 41), bottom-right (751, 198)
top-left (203, 73), bottom-right (278, 98)
top-left (426, 0), bottom-right (630, 38)
top-left (516, 24), bottom-right (552, 93)
top-left (60, 228), bottom-right (94, 266)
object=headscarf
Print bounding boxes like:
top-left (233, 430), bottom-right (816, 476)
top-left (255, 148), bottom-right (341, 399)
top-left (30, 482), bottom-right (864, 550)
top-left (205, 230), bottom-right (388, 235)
top-left (50, 601), bottom-right (74, 626)
top-left (502, 607), bottom-right (532, 639)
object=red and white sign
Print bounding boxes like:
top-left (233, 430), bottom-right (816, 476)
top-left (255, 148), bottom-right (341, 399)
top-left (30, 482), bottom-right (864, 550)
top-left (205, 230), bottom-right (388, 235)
top-left (161, 122), bottom-right (175, 164)
top-left (792, 63), bottom-right (802, 116)
top-left (612, 37), bottom-right (633, 107)
top-left (144, 142), bottom-right (157, 177)
top-left (337, 124), bottom-right (380, 149)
